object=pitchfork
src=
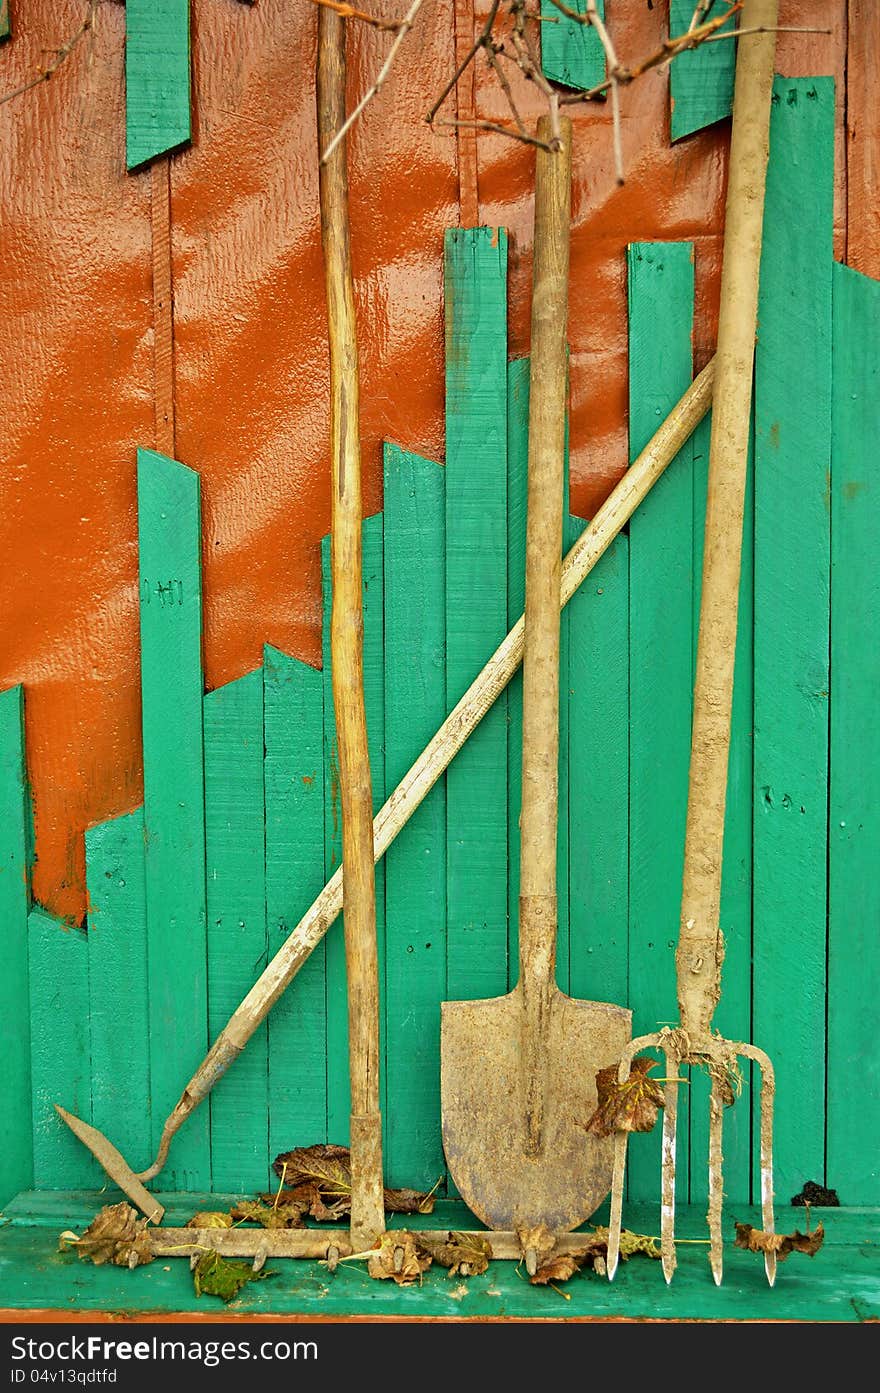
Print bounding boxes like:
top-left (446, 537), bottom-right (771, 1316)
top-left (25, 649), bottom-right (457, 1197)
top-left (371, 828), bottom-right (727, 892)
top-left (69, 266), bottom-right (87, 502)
top-left (606, 0), bottom-right (779, 1287)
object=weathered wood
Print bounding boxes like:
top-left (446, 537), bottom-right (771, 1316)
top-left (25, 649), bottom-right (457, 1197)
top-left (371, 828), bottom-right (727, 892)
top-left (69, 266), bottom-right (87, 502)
top-left (318, 6), bottom-right (385, 1249)
top-left (0, 2), bottom-right (10, 42)
top-left (138, 448), bottom-right (209, 1191)
top-left (383, 443), bottom-right (447, 1190)
top-left (444, 226), bottom-right (509, 1003)
top-left (828, 261), bottom-right (880, 1204)
top-left (85, 810), bottom-right (151, 1179)
top-left (125, 0), bottom-right (191, 170)
top-left (669, 0), bottom-right (736, 142)
top-left (753, 77), bottom-right (834, 1202)
top-left (845, 0), bottom-right (880, 280)
top-left (29, 910), bottom-right (96, 1188)
top-left (0, 686), bottom-right (32, 1205)
top-left (540, 0), bottom-right (605, 91)
top-left (264, 646), bottom-right (327, 1162)
top-left (627, 240), bottom-right (695, 1204)
top-left (204, 670), bottom-right (268, 1192)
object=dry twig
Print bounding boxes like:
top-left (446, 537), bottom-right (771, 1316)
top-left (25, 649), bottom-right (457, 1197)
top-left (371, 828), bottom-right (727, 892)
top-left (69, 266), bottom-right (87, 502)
top-left (0, 0), bottom-right (98, 108)
top-left (319, 0), bottom-right (427, 165)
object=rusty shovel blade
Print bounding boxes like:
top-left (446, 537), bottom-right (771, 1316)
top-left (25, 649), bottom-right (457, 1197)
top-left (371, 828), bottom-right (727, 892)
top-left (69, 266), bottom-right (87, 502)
top-left (441, 987), bottom-right (631, 1231)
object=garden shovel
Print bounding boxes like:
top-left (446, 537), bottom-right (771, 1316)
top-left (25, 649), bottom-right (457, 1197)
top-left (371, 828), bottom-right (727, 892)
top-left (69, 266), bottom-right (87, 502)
top-left (441, 115), bottom-right (631, 1233)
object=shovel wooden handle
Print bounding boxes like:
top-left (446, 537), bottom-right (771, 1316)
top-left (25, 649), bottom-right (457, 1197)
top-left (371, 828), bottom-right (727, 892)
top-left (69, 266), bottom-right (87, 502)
top-left (519, 115), bottom-right (572, 1153)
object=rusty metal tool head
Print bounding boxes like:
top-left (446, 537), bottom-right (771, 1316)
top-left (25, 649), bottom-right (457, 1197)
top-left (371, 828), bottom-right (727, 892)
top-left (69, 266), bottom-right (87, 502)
top-left (605, 0), bottom-right (780, 1287)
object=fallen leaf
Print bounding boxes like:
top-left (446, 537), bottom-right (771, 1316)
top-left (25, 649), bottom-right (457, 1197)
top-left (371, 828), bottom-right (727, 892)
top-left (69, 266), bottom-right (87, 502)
top-left (269, 1146), bottom-right (436, 1218)
top-left (734, 1221), bottom-right (825, 1262)
top-left (419, 1231), bottom-right (491, 1277)
top-left (584, 1057), bottom-right (665, 1137)
top-left (59, 1203), bottom-right (154, 1269)
top-left (193, 1250), bottom-right (271, 1303)
top-left (516, 1223), bottom-right (557, 1272)
top-left (530, 1252), bottom-right (583, 1285)
top-left (367, 1231), bottom-right (432, 1286)
top-left (230, 1200), bottom-right (307, 1230)
top-left (586, 1227), bottom-right (662, 1263)
top-left (186, 1211), bottom-right (233, 1230)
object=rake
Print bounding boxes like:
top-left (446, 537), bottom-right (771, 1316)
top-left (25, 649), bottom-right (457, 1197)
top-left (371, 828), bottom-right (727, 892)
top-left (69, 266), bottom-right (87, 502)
top-left (606, 0), bottom-right (779, 1287)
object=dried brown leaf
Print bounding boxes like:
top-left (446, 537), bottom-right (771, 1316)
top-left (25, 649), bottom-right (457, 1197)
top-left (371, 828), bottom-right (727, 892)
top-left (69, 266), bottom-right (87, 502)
top-left (419, 1231), bottom-right (491, 1277)
top-left (59, 1203), bottom-right (154, 1269)
top-left (367, 1230), bottom-right (432, 1286)
top-left (193, 1250), bottom-right (270, 1302)
top-left (270, 1146), bottom-right (436, 1218)
top-left (530, 1252), bottom-right (583, 1285)
top-left (734, 1221), bottom-right (825, 1262)
top-left (186, 1211), bottom-right (233, 1230)
top-left (515, 1222), bottom-right (557, 1271)
top-left (585, 1226), bottom-right (662, 1262)
top-left (584, 1056), bottom-right (665, 1138)
top-left (230, 1200), bottom-right (307, 1230)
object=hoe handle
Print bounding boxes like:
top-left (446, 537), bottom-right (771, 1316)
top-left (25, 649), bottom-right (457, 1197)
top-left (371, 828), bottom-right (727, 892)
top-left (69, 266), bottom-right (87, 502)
top-left (519, 116), bottom-right (572, 1154)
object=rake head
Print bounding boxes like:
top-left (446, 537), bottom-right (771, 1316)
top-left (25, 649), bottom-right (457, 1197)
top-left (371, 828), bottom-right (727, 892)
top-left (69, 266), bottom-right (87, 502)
top-left (605, 1030), bottom-right (776, 1287)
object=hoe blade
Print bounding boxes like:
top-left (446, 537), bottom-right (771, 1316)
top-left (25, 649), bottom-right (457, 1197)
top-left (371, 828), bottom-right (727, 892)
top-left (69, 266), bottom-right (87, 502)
top-left (55, 1105), bottom-right (165, 1224)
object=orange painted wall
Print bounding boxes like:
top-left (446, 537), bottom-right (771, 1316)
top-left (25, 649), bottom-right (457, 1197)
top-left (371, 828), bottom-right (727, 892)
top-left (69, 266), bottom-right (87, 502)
top-left (0, 0), bottom-right (873, 924)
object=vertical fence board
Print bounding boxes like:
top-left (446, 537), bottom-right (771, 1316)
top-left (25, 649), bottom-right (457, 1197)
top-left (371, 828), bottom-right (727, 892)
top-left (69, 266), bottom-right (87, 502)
top-left (540, 0), bottom-right (605, 90)
top-left (444, 227), bottom-right (509, 1003)
top-left (85, 810), bottom-right (151, 1178)
top-left (29, 910), bottom-right (95, 1188)
top-left (125, 0), bottom-right (191, 169)
top-left (688, 416), bottom-right (754, 1204)
top-left (753, 78), bottom-right (834, 1201)
top-left (265, 646), bottom-right (327, 1162)
top-left (828, 261), bottom-right (880, 1202)
top-left (669, 0), bottom-right (736, 142)
top-left (138, 448), bottom-right (209, 1191)
top-left (627, 241), bottom-right (694, 1203)
top-left (322, 518), bottom-right (387, 1146)
top-left (205, 669), bottom-right (268, 1192)
top-left (0, 686), bottom-right (32, 1205)
top-left (383, 444), bottom-right (447, 1189)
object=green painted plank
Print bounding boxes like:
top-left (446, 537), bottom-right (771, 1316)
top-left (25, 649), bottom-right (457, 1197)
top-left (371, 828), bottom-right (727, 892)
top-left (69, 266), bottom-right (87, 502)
top-left (0, 686), bottom-right (33, 1206)
top-left (204, 669), bottom-right (268, 1192)
top-left (688, 415), bottom-right (754, 1205)
top-left (264, 645), bottom-right (327, 1161)
top-left (0, 2), bottom-right (10, 42)
top-left (383, 444), bottom-right (447, 1190)
top-left (627, 241), bottom-right (694, 1203)
top-left (85, 810), bottom-right (151, 1175)
top-left (138, 448), bottom-right (209, 1191)
top-left (828, 262), bottom-right (880, 1204)
top-left (566, 529), bottom-right (630, 1013)
top-left (444, 227), bottom-right (509, 1002)
top-left (540, 0), bottom-right (605, 91)
top-left (753, 78), bottom-right (834, 1202)
top-left (125, 0), bottom-right (191, 169)
top-left (506, 357), bottom-right (570, 993)
top-left (28, 909), bottom-right (96, 1189)
top-left (322, 516), bottom-right (387, 1147)
top-left (669, 0), bottom-right (736, 142)
top-left (0, 1201), bottom-right (876, 1320)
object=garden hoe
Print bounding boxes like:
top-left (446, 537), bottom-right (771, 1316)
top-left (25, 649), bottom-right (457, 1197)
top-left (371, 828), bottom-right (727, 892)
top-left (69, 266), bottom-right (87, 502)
top-left (605, 0), bottom-right (779, 1287)
top-left (440, 115), bottom-right (631, 1239)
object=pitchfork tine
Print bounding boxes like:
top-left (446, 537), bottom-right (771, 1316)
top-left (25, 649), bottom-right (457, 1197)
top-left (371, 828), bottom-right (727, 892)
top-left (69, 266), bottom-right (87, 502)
top-left (708, 1075), bottom-right (724, 1285)
top-left (660, 1047), bottom-right (678, 1284)
top-left (740, 1043), bottom-right (777, 1286)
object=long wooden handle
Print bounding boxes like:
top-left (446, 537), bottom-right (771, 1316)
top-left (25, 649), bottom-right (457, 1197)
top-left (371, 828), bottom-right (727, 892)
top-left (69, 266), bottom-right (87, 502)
top-left (519, 116), bottom-right (572, 1154)
top-left (317, 7), bottom-right (384, 1249)
top-left (677, 0), bottom-right (779, 1039)
top-left (143, 361), bottom-right (716, 1177)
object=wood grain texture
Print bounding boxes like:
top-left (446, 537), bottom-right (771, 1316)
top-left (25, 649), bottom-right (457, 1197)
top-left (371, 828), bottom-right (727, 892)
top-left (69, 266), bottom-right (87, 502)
top-left (0, 2), bottom-right (10, 42)
top-left (137, 449), bottom-right (209, 1191)
top-left (204, 669), bottom-right (268, 1192)
top-left (28, 910), bottom-right (96, 1188)
top-left (85, 810), bottom-right (151, 1179)
top-left (669, 0), bottom-right (736, 142)
top-left (540, 0), bottom-right (605, 91)
top-left (827, 261), bottom-right (880, 1203)
top-left (627, 241), bottom-right (695, 1203)
top-left (0, 686), bottom-right (32, 1205)
top-left (264, 645), bottom-right (327, 1162)
top-left (688, 415), bottom-right (754, 1204)
top-left (444, 227), bottom-right (509, 1002)
top-left (126, 0), bottom-right (191, 169)
top-left (753, 78), bottom-right (833, 1201)
top-left (151, 160), bottom-right (175, 458)
top-left (846, 0), bottom-right (880, 279)
top-left (383, 443), bottom-right (447, 1189)
top-left (322, 518), bottom-right (386, 1146)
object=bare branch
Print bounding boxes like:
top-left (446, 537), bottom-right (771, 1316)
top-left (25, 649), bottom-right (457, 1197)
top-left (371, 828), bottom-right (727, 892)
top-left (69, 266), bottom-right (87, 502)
top-left (427, 0), bottom-right (502, 126)
top-left (0, 0), bottom-right (98, 109)
top-left (688, 1), bottom-right (719, 35)
top-left (434, 116), bottom-right (555, 152)
top-left (308, 0), bottom-right (402, 32)
top-left (320, 0), bottom-right (427, 164)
